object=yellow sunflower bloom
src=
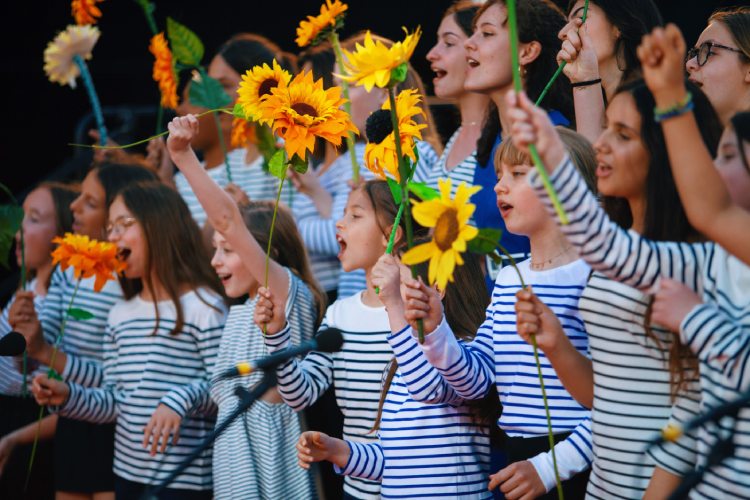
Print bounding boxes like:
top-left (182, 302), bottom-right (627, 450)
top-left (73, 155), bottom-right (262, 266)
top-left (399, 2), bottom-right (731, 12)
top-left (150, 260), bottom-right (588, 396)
top-left (401, 179), bottom-right (481, 290)
top-left (230, 117), bottom-right (258, 149)
top-left (341, 27), bottom-right (421, 91)
top-left (71, 0), bottom-right (103, 26)
top-left (149, 33), bottom-right (178, 109)
top-left (264, 70), bottom-right (358, 160)
top-left (51, 233), bottom-right (126, 292)
top-left (44, 25), bottom-right (100, 88)
top-left (237, 60), bottom-right (292, 126)
top-left (364, 88), bottom-right (426, 181)
top-left (296, 0), bottom-right (348, 48)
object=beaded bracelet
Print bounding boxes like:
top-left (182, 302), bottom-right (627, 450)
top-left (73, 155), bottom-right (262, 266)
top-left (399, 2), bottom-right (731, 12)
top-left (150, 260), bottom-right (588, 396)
top-left (654, 92), bottom-right (694, 122)
top-left (571, 78), bottom-right (602, 88)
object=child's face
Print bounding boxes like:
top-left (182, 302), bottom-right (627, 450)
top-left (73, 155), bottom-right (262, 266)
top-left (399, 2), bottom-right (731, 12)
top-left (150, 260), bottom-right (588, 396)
top-left (593, 92), bottom-right (650, 200)
top-left (336, 188), bottom-right (388, 273)
top-left (70, 170), bottom-right (107, 240)
top-left (107, 196), bottom-right (146, 280)
top-left (715, 126), bottom-right (750, 211)
top-left (463, 3), bottom-right (512, 95)
top-left (211, 231), bottom-right (256, 298)
top-left (494, 161), bottom-right (548, 236)
top-left (17, 187), bottom-right (57, 271)
top-left (208, 54), bottom-right (242, 103)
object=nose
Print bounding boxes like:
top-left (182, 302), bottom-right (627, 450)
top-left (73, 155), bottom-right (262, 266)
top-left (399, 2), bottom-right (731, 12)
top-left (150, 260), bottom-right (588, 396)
top-left (426, 44), bottom-right (439, 62)
top-left (464, 32), bottom-right (477, 52)
top-left (685, 54), bottom-right (699, 74)
top-left (70, 194), bottom-right (82, 214)
top-left (210, 249), bottom-right (222, 269)
top-left (494, 175), bottom-right (509, 195)
top-left (593, 130), bottom-right (610, 155)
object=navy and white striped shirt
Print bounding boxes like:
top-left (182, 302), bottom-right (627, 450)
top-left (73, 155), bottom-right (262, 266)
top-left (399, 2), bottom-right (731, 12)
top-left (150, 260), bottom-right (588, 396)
top-left (265, 292), bottom-right (393, 499)
top-left (418, 259), bottom-right (594, 492)
top-left (41, 266), bottom-right (123, 387)
top-left (174, 148), bottom-right (280, 228)
top-left (336, 324), bottom-right (492, 498)
top-left (532, 156), bottom-right (750, 499)
top-left (61, 289), bottom-right (227, 490)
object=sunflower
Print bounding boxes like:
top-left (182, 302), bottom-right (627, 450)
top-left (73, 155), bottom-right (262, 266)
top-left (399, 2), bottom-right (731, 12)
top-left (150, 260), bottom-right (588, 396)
top-left (237, 60), bottom-right (292, 125)
top-left (71, 0), bottom-right (103, 26)
top-left (51, 233), bottom-right (126, 292)
top-left (401, 179), bottom-right (481, 290)
top-left (230, 117), bottom-right (258, 149)
top-left (364, 88), bottom-right (426, 181)
top-left (149, 32), bottom-right (178, 109)
top-left (296, 0), bottom-right (348, 48)
top-left (44, 25), bottom-right (100, 88)
top-left (341, 27), bottom-right (421, 91)
top-left (264, 70), bottom-right (358, 160)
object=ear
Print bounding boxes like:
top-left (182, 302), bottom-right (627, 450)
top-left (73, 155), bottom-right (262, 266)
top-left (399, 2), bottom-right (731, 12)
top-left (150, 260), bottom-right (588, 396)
top-left (518, 41), bottom-right (542, 67)
top-left (382, 224), bottom-right (403, 248)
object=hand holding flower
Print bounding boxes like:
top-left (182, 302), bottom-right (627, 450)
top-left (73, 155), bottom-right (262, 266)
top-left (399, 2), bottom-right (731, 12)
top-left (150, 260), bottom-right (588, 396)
top-left (254, 287), bottom-right (287, 335)
top-left (31, 374), bottom-right (69, 407)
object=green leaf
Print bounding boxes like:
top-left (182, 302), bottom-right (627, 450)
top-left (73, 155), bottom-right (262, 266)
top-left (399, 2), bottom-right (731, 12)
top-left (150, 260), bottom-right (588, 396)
top-left (67, 307), bottom-right (95, 320)
top-left (47, 368), bottom-right (62, 381)
top-left (467, 227), bottom-right (504, 255)
top-left (407, 182), bottom-right (439, 201)
top-left (232, 102), bottom-right (247, 120)
top-left (387, 178), bottom-right (402, 205)
top-left (166, 17), bottom-right (204, 66)
top-left (290, 154), bottom-right (308, 174)
top-left (389, 62), bottom-right (408, 86)
top-left (268, 150), bottom-right (287, 180)
top-left (0, 204), bottom-right (23, 269)
top-left (189, 71), bottom-right (232, 109)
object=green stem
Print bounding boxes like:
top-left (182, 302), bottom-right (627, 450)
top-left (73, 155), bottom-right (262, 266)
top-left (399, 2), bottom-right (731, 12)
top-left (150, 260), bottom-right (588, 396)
top-left (69, 108), bottom-right (233, 150)
top-left (155, 104), bottom-right (164, 136)
top-left (535, 0), bottom-right (589, 107)
top-left (27, 278), bottom-right (82, 490)
top-left (329, 32), bottom-right (360, 184)
top-left (387, 86), bottom-right (425, 343)
top-left (262, 164), bottom-right (288, 335)
top-left (375, 201), bottom-right (405, 294)
top-left (135, 0), bottom-right (159, 35)
top-left (507, 0), bottom-right (564, 496)
top-left (212, 111), bottom-right (232, 183)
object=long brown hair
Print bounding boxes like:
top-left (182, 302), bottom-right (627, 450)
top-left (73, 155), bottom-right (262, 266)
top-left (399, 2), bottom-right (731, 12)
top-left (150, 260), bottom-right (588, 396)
top-left (116, 182), bottom-right (225, 335)
top-left (239, 201), bottom-right (327, 326)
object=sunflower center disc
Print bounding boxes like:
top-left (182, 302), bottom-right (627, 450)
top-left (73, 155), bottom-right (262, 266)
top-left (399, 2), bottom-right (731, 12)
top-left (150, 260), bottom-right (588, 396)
top-left (258, 78), bottom-right (278, 97)
top-left (291, 102), bottom-right (318, 118)
top-left (434, 208), bottom-right (459, 251)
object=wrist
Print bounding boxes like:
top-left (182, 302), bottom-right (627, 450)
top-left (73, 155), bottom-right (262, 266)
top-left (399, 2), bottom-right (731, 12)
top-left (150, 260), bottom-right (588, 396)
top-left (331, 438), bottom-right (351, 469)
top-left (652, 87), bottom-right (689, 110)
top-left (569, 71), bottom-right (600, 85)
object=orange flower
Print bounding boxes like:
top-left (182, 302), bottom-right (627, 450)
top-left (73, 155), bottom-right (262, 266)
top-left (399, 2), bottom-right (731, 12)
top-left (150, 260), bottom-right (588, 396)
top-left (230, 118), bottom-right (258, 149)
top-left (71, 0), bottom-right (103, 26)
top-left (149, 33), bottom-right (178, 109)
top-left (296, 0), bottom-right (348, 48)
top-left (51, 233), bottom-right (126, 292)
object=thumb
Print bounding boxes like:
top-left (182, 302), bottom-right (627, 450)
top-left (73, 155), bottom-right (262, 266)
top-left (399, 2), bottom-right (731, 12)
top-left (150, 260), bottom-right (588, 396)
top-left (665, 23), bottom-right (686, 56)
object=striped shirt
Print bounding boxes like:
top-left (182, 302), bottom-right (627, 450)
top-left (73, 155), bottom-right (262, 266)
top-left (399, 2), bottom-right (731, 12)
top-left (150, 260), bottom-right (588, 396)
top-left (210, 271), bottom-right (316, 500)
top-left (0, 280), bottom-right (46, 396)
top-left (41, 266), bottom-right (123, 387)
top-left (419, 259), bottom-right (594, 492)
top-left (337, 324), bottom-right (491, 498)
top-left (532, 156), bottom-right (750, 499)
top-left (174, 148), bottom-right (280, 228)
top-left (60, 289), bottom-right (227, 490)
top-left (581, 273), bottom-right (701, 499)
top-left (265, 291), bottom-right (393, 499)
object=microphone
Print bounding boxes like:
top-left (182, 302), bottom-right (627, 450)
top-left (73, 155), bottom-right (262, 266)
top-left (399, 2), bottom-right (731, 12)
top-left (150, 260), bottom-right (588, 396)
top-left (219, 327), bottom-right (344, 380)
top-left (652, 389), bottom-right (750, 446)
top-left (0, 331), bottom-right (27, 356)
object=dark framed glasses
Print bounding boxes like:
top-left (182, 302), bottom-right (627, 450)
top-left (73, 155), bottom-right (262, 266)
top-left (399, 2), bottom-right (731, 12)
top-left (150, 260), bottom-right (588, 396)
top-left (686, 41), bottom-right (745, 67)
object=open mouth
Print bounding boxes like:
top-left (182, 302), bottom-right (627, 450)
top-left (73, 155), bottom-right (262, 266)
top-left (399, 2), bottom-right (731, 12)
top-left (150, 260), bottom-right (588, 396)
top-left (432, 67), bottom-right (448, 80)
top-left (336, 234), bottom-right (348, 259)
top-left (596, 163), bottom-right (613, 178)
top-left (217, 273), bottom-right (232, 285)
top-left (688, 78), bottom-right (702, 88)
top-left (498, 202), bottom-right (513, 218)
top-left (467, 58), bottom-right (480, 68)
top-left (117, 247), bottom-right (131, 263)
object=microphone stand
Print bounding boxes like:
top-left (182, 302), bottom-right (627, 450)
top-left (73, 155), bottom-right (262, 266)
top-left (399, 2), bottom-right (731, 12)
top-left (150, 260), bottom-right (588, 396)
top-left (141, 372), bottom-right (277, 499)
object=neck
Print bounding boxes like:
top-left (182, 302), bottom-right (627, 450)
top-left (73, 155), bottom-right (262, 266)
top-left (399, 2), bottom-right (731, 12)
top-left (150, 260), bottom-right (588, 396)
top-left (599, 57), bottom-right (623, 102)
top-left (627, 195), bottom-right (647, 234)
top-left (140, 275), bottom-right (171, 302)
top-left (33, 262), bottom-right (53, 295)
top-left (528, 222), bottom-right (576, 270)
top-left (361, 267), bottom-right (384, 307)
top-left (244, 143), bottom-right (261, 165)
top-left (490, 84), bottom-right (514, 137)
top-left (458, 92), bottom-right (490, 128)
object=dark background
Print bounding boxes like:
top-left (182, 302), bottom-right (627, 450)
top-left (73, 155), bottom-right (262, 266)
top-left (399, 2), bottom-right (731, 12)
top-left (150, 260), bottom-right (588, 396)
top-left (1, 0), bottom-right (746, 196)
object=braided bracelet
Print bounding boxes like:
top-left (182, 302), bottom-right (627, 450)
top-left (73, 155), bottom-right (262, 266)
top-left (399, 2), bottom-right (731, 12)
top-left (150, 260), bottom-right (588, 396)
top-left (654, 92), bottom-right (694, 122)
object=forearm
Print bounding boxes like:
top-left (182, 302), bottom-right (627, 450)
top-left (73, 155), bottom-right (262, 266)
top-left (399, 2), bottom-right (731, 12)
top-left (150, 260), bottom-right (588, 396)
top-left (529, 417), bottom-right (593, 491)
top-left (547, 341), bottom-right (594, 409)
top-left (6, 414), bottom-right (58, 445)
top-left (572, 85), bottom-right (606, 145)
top-left (644, 466), bottom-right (682, 500)
top-left (336, 441), bottom-right (384, 482)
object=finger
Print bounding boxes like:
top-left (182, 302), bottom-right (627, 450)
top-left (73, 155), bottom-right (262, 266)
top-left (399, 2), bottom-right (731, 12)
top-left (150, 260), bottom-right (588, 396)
top-left (505, 482), bottom-right (529, 500)
top-left (160, 426), bottom-right (173, 453)
top-left (666, 23), bottom-right (686, 55)
top-left (298, 458), bottom-right (311, 469)
top-left (143, 419), bottom-right (154, 448)
top-left (150, 426), bottom-right (162, 455)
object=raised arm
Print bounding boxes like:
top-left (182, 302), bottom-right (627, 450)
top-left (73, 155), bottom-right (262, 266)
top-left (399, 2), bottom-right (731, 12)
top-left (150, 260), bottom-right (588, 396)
top-left (166, 115), bottom-right (289, 298)
top-left (638, 24), bottom-right (750, 266)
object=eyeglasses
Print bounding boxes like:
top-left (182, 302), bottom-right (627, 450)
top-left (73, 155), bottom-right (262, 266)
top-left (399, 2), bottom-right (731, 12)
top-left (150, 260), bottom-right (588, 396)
top-left (686, 41), bottom-right (745, 67)
top-left (106, 216), bottom-right (137, 237)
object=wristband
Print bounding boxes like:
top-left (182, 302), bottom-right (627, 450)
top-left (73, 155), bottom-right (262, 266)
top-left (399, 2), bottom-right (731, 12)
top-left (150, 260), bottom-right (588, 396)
top-left (571, 78), bottom-right (602, 88)
top-left (654, 92), bottom-right (693, 122)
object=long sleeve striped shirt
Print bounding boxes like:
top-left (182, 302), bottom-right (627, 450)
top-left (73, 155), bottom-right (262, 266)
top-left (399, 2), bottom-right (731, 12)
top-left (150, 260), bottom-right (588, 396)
top-left (265, 291), bottom-right (393, 499)
top-left (60, 289), bottom-right (227, 490)
top-left (532, 155), bottom-right (750, 499)
top-left (417, 259), bottom-right (594, 492)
